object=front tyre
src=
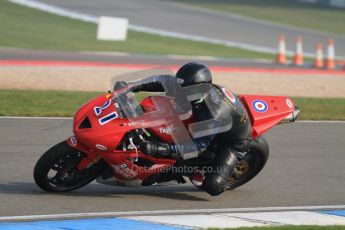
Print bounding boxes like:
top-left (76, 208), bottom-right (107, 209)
top-left (34, 141), bottom-right (103, 192)
top-left (227, 136), bottom-right (269, 190)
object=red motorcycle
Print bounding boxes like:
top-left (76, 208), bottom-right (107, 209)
top-left (34, 81), bottom-right (300, 193)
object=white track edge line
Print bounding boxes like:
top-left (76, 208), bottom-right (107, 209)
top-left (1, 205), bottom-right (345, 221)
top-left (174, 2), bottom-right (344, 39)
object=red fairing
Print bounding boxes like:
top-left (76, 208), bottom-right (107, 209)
top-left (72, 94), bottom-right (128, 151)
top-left (68, 93), bottom-right (176, 183)
top-left (239, 95), bottom-right (295, 138)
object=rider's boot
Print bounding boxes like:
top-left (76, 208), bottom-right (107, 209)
top-left (190, 171), bottom-right (205, 188)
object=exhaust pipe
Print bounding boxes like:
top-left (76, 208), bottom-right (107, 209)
top-left (278, 106), bottom-right (301, 124)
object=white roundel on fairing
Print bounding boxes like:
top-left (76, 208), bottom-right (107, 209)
top-left (286, 98), bottom-right (293, 108)
top-left (222, 88), bottom-right (237, 104)
top-left (252, 100), bottom-right (268, 112)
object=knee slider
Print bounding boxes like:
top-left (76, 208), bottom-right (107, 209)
top-left (202, 174), bottom-right (228, 196)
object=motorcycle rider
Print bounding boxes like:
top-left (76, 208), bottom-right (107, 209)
top-left (126, 62), bottom-right (252, 196)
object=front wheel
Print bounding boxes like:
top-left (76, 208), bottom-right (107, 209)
top-left (227, 136), bottom-right (269, 190)
top-left (34, 141), bottom-right (104, 192)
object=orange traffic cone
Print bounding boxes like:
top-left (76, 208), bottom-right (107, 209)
top-left (293, 36), bottom-right (303, 66)
top-left (276, 34), bottom-right (286, 64)
top-left (325, 39), bottom-right (335, 69)
top-left (314, 43), bottom-right (324, 68)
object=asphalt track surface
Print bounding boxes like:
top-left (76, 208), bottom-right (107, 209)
top-left (37, 0), bottom-right (345, 57)
top-left (0, 118), bottom-right (344, 217)
top-left (0, 48), bottom-right (280, 68)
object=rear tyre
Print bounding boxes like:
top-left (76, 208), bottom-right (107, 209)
top-left (34, 141), bottom-right (103, 192)
top-left (227, 136), bottom-right (269, 190)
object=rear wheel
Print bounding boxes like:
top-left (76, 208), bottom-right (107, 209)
top-left (34, 141), bottom-right (104, 192)
top-left (227, 136), bottom-right (269, 190)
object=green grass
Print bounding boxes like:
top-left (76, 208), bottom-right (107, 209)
top-left (0, 90), bottom-right (101, 117)
top-left (209, 226), bottom-right (345, 230)
top-left (174, 0), bottom-right (345, 35)
top-left (293, 97), bottom-right (345, 120)
top-left (0, 90), bottom-right (344, 120)
top-left (0, 0), bottom-right (274, 59)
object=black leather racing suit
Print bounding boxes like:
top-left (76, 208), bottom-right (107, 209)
top-left (131, 75), bottom-right (252, 195)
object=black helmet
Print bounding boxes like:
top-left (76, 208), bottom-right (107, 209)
top-left (176, 62), bottom-right (212, 87)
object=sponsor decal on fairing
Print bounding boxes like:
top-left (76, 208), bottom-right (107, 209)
top-left (94, 100), bottom-right (111, 116)
top-left (96, 144), bottom-right (108, 151)
top-left (99, 112), bottom-right (118, 125)
top-left (112, 164), bottom-right (138, 179)
top-left (128, 120), bottom-right (145, 126)
top-left (159, 126), bottom-right (182, 134)
top-left (70, 136), bottom-right (77, 146)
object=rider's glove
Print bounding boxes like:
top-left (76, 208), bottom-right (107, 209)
top-left (113, 81), bottom-right (128, 91)
top-left (139, 141), bottom-right (179, 159)
top-left (130, 84), bottom-right (142, 93)
top-left (139, 142), bottom-right (157, 156)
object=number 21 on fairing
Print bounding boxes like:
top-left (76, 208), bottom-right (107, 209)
top-left (94, 100), bottom-right (118, 125)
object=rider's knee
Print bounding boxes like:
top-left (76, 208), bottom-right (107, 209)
top-left (231, 139), bottom-right (251, 153)
top-left (202, 174), bottom-right (227, 196)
